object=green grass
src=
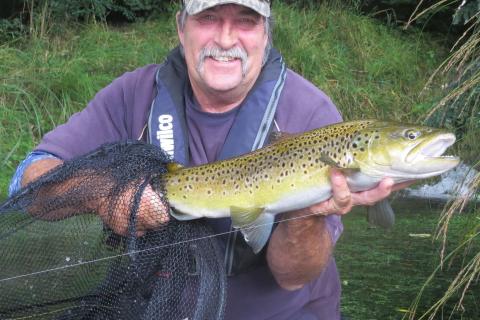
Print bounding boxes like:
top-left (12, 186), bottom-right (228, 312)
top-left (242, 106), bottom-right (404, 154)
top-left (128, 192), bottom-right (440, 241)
top-left (273, 3), bottom-right (444, 121)
top-left (0, 2), bottom-right (445, 198)
top-left (337, 199), bottom-right (480, 320)
top-left (0, 213), bottom-right (117, 319)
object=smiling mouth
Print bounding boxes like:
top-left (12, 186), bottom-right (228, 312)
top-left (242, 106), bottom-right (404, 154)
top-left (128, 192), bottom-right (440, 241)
top-left (209, 56), bottom-right (239, 62)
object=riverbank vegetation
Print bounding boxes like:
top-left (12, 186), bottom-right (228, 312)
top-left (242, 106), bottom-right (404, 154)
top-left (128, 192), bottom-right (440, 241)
top-left (1, 1), bottom-right (479, 319)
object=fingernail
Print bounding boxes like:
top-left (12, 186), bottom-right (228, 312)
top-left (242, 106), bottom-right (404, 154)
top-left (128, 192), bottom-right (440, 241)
top-left (331, 169), bottom-right (343, 182)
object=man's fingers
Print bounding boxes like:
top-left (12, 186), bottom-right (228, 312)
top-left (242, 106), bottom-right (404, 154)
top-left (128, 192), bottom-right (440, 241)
top-left (309, 169), bottom-right (353, 216)
top-left (391, 180), bottom-right (416, 192)
top-left (137, 185), bottom-right (170, 231)
top-left (329, 168), bottom-right (352, 215)
top-left (97, 185), bottom-right (170, 236)
top-left (309, 174), bottom-right (416, 218)
top-left (355, 178), bottom-right (393, 206)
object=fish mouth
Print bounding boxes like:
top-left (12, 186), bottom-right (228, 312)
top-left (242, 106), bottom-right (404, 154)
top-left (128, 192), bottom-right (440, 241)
top-left (406, 133), bottom-right (457, 162)
top-left (401, 133), bottom-right (460, 175)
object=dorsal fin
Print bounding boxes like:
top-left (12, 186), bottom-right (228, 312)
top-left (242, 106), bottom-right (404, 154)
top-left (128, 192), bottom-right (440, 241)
top-left (166, 162), bottom-right (184, 173)
top-left (269, 131), bottom-right (297, 144)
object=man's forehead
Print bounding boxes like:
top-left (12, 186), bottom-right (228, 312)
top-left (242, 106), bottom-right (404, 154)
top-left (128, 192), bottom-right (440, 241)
top-left (183, 0), bottom-right (271, 17)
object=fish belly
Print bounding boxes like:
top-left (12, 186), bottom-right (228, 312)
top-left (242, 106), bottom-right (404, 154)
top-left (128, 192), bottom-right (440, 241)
top-left (265, 185), bottom-right (332, 214)
top-left (167, 199), bottom-right (231, 219)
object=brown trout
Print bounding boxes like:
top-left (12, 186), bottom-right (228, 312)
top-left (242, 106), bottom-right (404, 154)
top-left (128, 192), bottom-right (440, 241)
top-left (162, 120), bottom-right (460, 252)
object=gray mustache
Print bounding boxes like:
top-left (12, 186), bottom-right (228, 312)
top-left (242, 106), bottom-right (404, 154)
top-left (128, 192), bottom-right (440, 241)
top-left (198, 46), bottom-right (248, 76)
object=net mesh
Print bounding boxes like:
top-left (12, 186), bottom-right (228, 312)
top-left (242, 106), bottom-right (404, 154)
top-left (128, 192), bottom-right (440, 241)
top-left (0, 141), bottom-right (226, 320)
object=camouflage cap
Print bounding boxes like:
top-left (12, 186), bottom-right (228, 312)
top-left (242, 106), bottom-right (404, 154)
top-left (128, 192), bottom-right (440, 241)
top-left (183, 0), bottom-right (271, 17)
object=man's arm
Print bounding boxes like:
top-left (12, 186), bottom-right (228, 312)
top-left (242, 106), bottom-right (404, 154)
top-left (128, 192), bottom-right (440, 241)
top-left (267, 168), bottom-right (410, 290)
top-left (21, 158), bottom-right (63, 187)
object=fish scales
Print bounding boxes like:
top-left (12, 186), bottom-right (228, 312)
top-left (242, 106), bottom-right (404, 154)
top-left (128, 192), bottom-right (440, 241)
top-left (165, 121), bottom-right (365, 213)
top-left (160, 120), bottom-right (459, 253)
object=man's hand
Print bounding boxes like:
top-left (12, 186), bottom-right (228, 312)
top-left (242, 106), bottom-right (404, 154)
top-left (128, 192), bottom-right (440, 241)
top-left (22, 159), bottom-right (170, 237)
top-left (97, 184), bottom-right (170, 237)
top-left (306, 168), bottom-right (415, 217)
top-left (267, 168), bottom-right (415, 290)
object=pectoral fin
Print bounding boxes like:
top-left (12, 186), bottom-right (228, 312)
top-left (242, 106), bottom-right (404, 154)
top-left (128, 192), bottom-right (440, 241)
top-left (367, 199), bottom-right (395, 229)
top-left (231, 206), bottom-right (274, 253)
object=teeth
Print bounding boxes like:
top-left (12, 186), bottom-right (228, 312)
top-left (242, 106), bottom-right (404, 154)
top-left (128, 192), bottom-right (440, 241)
top-left (212, 56), bottom-right (235, 62)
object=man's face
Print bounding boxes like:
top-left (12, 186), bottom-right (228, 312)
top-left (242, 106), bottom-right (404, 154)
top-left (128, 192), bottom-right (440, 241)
top-left (178, 4), bottom-right (268, 97)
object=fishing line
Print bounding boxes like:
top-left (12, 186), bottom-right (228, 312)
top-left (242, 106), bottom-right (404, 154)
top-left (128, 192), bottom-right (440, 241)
top-left (0, 209), bottom-right (332, 283)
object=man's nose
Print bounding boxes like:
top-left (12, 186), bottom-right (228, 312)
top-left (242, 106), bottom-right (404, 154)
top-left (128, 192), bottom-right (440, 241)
top-left (215, 21), bottom-right (238, 49)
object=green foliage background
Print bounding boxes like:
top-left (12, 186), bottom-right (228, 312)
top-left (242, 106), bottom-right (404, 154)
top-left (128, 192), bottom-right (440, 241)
top-left (0, 1), bottom-right (479, 319)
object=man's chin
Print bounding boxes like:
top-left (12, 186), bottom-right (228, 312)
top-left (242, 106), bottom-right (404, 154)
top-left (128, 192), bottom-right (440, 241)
top-left (204, 78), bottom-right (244, 93)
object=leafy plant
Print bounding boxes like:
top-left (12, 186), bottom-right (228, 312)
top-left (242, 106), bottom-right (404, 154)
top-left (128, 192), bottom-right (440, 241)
top-left (404, 2), bottom-right (480, 318)
top-left (406, 166), bottom-right (480, 320)
top-left (406, 0), bottom-right (480, 163)
top-left (0, 0), bottom-right (176, 42)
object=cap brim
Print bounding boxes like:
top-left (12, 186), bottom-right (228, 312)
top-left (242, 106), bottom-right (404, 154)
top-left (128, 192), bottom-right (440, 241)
top-left (185, 0), bottom-right (270, 17)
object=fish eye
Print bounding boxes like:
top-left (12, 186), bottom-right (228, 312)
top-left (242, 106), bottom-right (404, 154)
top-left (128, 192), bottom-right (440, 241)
top-left (404, 129), bottom-right (421, 140)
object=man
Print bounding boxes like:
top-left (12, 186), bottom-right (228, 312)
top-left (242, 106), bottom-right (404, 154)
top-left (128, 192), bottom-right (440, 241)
top-left (9, 0), bottom-right (409, 318)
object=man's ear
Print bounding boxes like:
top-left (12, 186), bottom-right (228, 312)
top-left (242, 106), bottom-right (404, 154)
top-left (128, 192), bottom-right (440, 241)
top-left (176, 11), bottom-right (185, 46)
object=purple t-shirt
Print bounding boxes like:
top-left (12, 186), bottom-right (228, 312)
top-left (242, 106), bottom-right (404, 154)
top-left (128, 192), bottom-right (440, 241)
top-left (36, 64), bottom-right (344, 319)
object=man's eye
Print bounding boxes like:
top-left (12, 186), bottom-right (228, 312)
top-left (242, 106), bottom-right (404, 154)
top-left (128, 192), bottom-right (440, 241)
top-left (198, 15), bottom-right (217, 23)
top-left (237, 17), bottom-right (258, 26)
